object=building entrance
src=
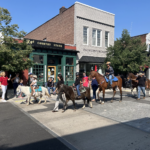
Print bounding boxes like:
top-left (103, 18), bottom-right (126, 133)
top-left (47, 66), bottom-right (56, 82)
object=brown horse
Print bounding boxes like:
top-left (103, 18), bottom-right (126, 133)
top-left (89, 71), bottom-right (122, 104)
top-left (127, 73), bottom-right (150, 97)
top-left (59, 84), bottom-right (92, 112)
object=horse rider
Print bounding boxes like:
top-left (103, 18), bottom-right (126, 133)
top-left (138, 66), bottom-right (145, 76)
top-left (105, 62), bottom-right (114, 88)
top-left (73, 72), bottom-right (82, 99)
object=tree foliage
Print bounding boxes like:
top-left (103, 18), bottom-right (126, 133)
top-left (0, 7), bottom-right (33, 72)
top-left (105, 29), bottom-right (150, 74)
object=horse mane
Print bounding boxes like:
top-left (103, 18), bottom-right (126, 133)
top-left (91, 71), bottom-right (104, 78)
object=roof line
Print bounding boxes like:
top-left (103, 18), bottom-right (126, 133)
top-left (75, 1), bottom-right (115, 16)
top-left (131, 33), bottom-right (148, 38)
top-left (25, 4), bottom-right (74, 37)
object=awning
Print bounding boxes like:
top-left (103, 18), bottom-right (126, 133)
top-left (79, 56), bottom-right (105, 63)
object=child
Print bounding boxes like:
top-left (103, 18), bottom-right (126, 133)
top-left (30, 75), bottom-right (37, 96)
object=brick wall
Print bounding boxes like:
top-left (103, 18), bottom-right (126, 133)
top-left (25, 5), bottom-right (74, 45)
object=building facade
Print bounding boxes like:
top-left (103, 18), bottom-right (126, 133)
top-left (132, 33), bottom-right (150, 79)
top-left (25, 2), bottom-right (115, 78)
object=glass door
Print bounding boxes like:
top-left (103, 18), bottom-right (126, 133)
top-left (47, 66), bottom-right (56, 82)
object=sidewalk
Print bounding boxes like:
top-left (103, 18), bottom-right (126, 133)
top-left (9, 96), bottom-right (150, 150)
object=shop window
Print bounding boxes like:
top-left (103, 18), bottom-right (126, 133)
top-left (33, 55), bottom-right (43, 64)
top-left (83, 26), bottom-right (88, 45)
top-left (58, 66), bottom-right (62, 74)
top-left (92, 29), bottom-right (101, 47)
top-left (33, 65), bottom-right (44, 82)
top-left (66, 57), bottom-right (73, 65)
top-left (65, 66), bottom-right (74, 81)
top-left (105, 31), bottom-right (109, 47)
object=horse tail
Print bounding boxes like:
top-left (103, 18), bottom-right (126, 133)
top-left (45, 88), bottom-right (51, 98)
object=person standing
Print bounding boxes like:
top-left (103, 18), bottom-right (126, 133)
top-left (91, 77), bottom-right (98, 102)
top-left (0, 72), bottom-right (11, 102)
top-left (47, 77), bottom-right (55, 95)
top-left (82, 72), bottom-right (89, 87)
top-left (73, 72), bottom-right (81, 99)
top-left (52, 74), bottom-right (64, 112)
top-left (136, 73), bottom-right (146, 100)
top-left (11, 73), bottom-right (20, 95)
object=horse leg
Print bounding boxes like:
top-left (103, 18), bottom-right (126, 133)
top-left (98, 90), bottom-right (102, 103)
top-left (82, 99), bottom-right (86, 109)
top-left (27, 97), bottom-right (30, 106)
top-left (72, 100), bottom-right (76, 111)
top-left (62, 99), bottom-right (69, 113)
top-left (119, 86), bottom-right (122, 102)
top-left (101, 89), bottom-right (105, 104)
top-left (111, 87), bottom-right (116, 103)
top-left (38, 95), bottom-right (42, 104)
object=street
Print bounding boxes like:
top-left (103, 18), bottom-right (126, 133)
top-left (1, 89), bottom-right (150, 150)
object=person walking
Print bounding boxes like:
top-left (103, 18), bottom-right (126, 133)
top-left (73, 72), bottom-right (82, 99)
top-left (52, 74), bottom-right (64, 112)
top-left (47, 77), bottom-right (55, 95)
top-left (91, 77), bottom-right (98, 102)
top-left (0, 71), bottom-right (11, 102)
top-left (11, 73), bottom-right (20, 95)
top-left (136, 73), bottom-right (146, 100)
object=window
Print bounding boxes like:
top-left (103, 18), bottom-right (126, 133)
top-left (33, 55), bottom-right (43, 64)
top-left (65, 66), bottom-right (74, 81)
top-left (105, 31), bottom-right (109, 47)
top-left (66, 57), bottom-right (73, 65)
top-left (83, 26), bottom-right (88, 45)
top-left (92, 29), bottom-right (101, 46)
top-left (33, 65), bottom-right (44, 82)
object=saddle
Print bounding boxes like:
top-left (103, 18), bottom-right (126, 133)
top-left (30, 86), bottom-right (42, 93)
top-left (105, 76), bottom-right (118, 83)
top-left (72, 86), bottom-right (86, 97)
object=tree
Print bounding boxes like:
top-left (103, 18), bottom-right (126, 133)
top-left (105, 29), bottom-right (150, 75)
top-left (0, 7), bottom-right (33, 72)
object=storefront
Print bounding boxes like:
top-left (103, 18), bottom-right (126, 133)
top-left (26, 39), bottom-right (78, 86)
top-left (79, 56), bottom-right (105, 77)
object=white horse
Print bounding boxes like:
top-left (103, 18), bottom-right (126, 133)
top-left (16, 85), bottom-right (51, 105)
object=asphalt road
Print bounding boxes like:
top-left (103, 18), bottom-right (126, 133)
top-left (0, 102), bottom-right (70, 150)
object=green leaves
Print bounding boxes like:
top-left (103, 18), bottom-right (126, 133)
top-left (0, 7), bottom-right (33, 72)
top-left (105, 29), bottom-right (150, 74)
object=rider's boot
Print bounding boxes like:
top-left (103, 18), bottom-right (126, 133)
top-left (77, 95), bottom-right (82, 99)
top-left (107, 82), bottom-right (112, 89)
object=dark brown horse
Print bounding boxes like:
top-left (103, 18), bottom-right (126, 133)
top-left (58, 84), bottom-right (92, 112)
top-left (127, 73), bottom-right (150, 96)
top-left (89, 71), bottom-right (122, 104)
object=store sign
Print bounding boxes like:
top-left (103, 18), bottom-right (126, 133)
top-left (25, 38), bottom-right (64, 50)
top-left (83, 48), bottom-right (107, 53)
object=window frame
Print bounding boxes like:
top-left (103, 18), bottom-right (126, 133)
top-left (92, 28), bottom-right (102, 47)
top-left (105, 31), bottom-right (109, 48)
top-left (83, 26), bottom-right (89, 45)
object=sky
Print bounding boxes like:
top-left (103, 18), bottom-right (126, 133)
top-left (0, 0), bottom-right (150, 40)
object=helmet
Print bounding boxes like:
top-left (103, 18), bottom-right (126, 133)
top-left (76, 72), bottom-right (79, 76)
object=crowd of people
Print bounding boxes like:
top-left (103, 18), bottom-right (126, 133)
top-left (0, 62), bottom-right (148, 104)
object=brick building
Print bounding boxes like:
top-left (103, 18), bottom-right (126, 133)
top-left (25, 2), bottom-right (115, 77)
top-left (132, 33), bottom-right (150, 79)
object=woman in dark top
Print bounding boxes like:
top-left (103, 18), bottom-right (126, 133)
top-left (91, 77), bottom-right (98, 102)
top-left (52, 74), bottom-right (64, 112)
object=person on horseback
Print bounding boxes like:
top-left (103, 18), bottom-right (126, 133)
top-left (105, 62), bottom-right (114, 88)
top-left (73, 72), bottom-right (82, 99)
top-left (30, 75), bottom-right (37, 96)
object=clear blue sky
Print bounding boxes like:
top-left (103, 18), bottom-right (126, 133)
top-left (1, 0), bottom-right (150, 40)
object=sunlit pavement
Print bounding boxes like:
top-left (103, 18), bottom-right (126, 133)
top-left (4, 89), bottom-right (150, 150)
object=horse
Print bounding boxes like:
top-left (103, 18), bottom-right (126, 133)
top-left (58, 84), bottom-right (92, 112)
top-left (127, 73), bottom-right (150, 97)
top-left (16, 85), bottom-right (51, 105)
top-left (89, 71), bottom-right (122, 104)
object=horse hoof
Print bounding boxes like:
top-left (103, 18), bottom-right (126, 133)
top-left (82, 105), bottom-right (85, 109)
top-left (111, 100), bottom-right (113, 103)
top-left (101, 101), bottom-right (104, 104)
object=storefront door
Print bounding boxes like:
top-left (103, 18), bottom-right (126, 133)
top-left (47, 66), bottom-right (56, 82)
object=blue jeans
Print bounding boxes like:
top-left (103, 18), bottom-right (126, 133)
top-left (137, 86), bottom-right (145, 99)
top-left (48, 87), bottom-right (55, 95)
top-left (92, 86), bottom-right (98, 99)
top-left (13, 83), bottom-right (19, 95)
top-left (109, 75), bottom-right (113, 85)
top-left (76, 85), bottom-right (81, 96)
